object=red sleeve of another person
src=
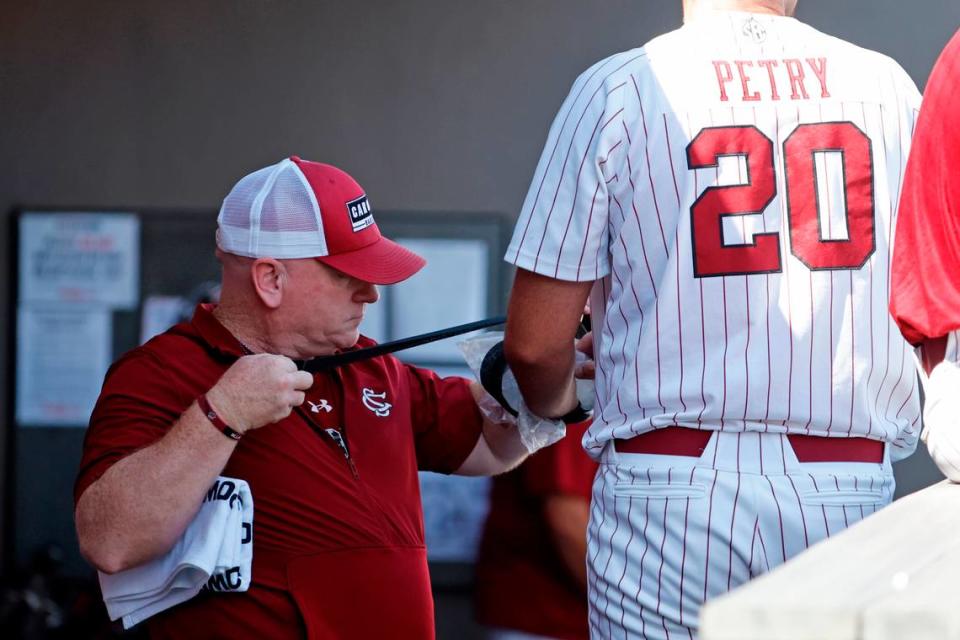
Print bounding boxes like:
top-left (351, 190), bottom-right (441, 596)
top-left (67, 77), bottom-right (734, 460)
top-left (891, 29), bottom-right (960, 345)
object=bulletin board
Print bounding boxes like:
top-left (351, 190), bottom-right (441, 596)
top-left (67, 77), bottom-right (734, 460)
top-left (6, 207), bottom-right (514, 577)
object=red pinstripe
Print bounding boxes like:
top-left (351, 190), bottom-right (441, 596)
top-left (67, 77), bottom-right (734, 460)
top-left (810, 474), bottom-right (832, 537)
top-left (686, 112), bottom-right (709, 427)
top-left (766, 475), bottom-right (788, 562)
top-left (654, 474), bottom-right (671, 619)
top-left (818, 102), bottom-right (837, 435)
top-left (702, 469), bottom-right (720, 603)
top-left (657, 502), bottom-right (671, 640)
top-left (751, 104), bottom-right (774, 431)
top-left (664, 116), bottom-right (689, 416)
top-left (721, 278), bottom-right (730, 430)
top-left (631, 468), bottom-right (655, 640)
top-left (747, 514), bottom-right (760, 576)
top-left (726, 471), bottom-right (742, 589)
top-left (785, 474), bottom-right (811, 548)
top-left (743, 281), bottom-right (752, 423)
top-left (873, 100), bottom-right (894, 439)
top-left (576, 182), bottom-right (604, 280)
top-left (777, 107), bottom-right (797, 427)
top-left (756, 525), bottom-right (770, 573)
top-left (614, 495), bottom-right (636, 630)
top-left (860, 102), bottom-right (877, 438)
top-left (677, 467), bottom-right (695, 627)
top-left (632, 75), bottom-right (669, 254)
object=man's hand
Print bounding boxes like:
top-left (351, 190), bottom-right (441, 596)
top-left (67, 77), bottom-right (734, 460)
top-left (574, 332), bottom-right (595, 380)
top-left (206, 354), bottom-right (314, 433)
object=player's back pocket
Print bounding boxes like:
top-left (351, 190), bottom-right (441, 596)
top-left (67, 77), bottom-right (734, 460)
top-left (798, 487), bottom-right (885, 507)
top-left (613, 481), bottom-right (708, 499)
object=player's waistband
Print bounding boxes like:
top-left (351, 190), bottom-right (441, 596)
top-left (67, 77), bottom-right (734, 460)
top-left (613, 426), bottom-right (883, 463)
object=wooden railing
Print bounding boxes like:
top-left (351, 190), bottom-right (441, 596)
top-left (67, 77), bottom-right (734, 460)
top-left (700, 481), bottom-right (960, 640)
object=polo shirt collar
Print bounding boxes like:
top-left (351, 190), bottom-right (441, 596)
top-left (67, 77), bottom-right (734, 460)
top-left (190, 303), bottom-right (248, 357)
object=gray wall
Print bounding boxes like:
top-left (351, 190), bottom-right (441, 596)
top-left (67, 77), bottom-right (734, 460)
top-left (1, 0), bottom-right (957, 586)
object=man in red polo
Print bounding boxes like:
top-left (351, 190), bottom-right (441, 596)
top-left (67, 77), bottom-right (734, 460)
top-left (74, 157), bottom-right (537, 639)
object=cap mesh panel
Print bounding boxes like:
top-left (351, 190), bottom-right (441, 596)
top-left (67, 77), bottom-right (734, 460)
top-left (259, 165), bottom-right (320, 232)
top-left (220, 166), bottom-right (273, 229)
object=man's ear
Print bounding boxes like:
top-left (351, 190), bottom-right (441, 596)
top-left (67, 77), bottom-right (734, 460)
top-left (250, 258), bottom-right (286, 309)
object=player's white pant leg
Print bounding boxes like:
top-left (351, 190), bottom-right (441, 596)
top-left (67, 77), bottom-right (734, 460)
top-left (756, 440), bottom-right (895, 570)
top-left (587, 431), bottom-right (894, 640)
top-left (588, 446), bottom-right (720, 640)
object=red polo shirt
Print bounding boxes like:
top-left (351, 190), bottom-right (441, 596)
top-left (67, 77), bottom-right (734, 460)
top-left (474, 420), bottom-right (597, 640)
top-left (75, 304), bottom-right (484, 639)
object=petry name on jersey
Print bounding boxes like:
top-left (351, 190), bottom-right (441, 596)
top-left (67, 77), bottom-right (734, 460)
top-left (713, 57), bottom-right (829, 102)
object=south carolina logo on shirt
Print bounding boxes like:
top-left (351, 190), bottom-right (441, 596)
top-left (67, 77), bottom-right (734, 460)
top-left (361, 388), bottom-right (392, 417)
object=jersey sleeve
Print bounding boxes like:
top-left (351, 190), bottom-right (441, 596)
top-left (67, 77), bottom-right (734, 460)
top-left (74, 349), bottom-right (187, 505)
top-left (890, 30), bottom-right (960, 345)
top-left (505, 58), bottom-right (629, 282)
top-left (520, 420), bottom-right (597, 500)
top-left (405, 365), bottom-right (484, 474)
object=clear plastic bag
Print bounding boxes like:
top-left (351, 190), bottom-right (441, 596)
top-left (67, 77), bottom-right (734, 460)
top-left (458, 332), bottom-right (566, 453)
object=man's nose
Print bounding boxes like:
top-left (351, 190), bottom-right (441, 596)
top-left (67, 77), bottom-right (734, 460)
top-left (355, 281), bottom-right (379, 304)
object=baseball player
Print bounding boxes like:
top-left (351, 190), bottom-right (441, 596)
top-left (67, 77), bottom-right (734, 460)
top-left (503, 1), bottom-right (922, 637)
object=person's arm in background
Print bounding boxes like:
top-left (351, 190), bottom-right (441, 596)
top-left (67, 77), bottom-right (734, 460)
top-left (75, 353), bottom-right (312, 573)
top-left (543, 495), bottom-right (591, 589)
top-left (524, 420), bottom-right (597, 591)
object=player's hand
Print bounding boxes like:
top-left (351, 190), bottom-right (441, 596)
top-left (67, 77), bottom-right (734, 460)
top-left (575, 332), bottom-right (595, 380)
top-left (205, 354), bottom-right (314, 433)
top-left (922, 360), bottom-right (960, 482)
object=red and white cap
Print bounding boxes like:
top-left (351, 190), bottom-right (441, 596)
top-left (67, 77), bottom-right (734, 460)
top-left (216, 156), bottom-right (426, 285)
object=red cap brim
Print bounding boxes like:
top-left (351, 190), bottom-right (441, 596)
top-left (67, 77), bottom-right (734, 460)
top-left (315, 237), bottom-right (426, 285)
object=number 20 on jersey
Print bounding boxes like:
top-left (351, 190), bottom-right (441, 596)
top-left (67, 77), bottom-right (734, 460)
top-left (686, 122), bottom-right (875, 278)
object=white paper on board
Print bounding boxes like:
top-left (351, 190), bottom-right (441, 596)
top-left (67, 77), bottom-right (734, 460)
top-left (16, 306), bottom-right (112, 427)
top-left (19, 213), bottom-right (140, 309)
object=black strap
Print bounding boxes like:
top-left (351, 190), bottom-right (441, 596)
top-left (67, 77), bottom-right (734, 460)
top-left (302, 316), bottom-right (506, 373)
top-left (479, 341), bottom-right (519, 416)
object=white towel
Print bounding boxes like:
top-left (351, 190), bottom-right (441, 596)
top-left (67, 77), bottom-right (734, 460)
top-left (98, 476), bottom-right (254, 629)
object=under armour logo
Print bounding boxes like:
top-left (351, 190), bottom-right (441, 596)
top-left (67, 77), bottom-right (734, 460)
top-left (309, 399), bottom-right (332, 414)
top-left (361, 388), bottom-right (392, 417)
top-left (742, 17), bottom-right (767, 44)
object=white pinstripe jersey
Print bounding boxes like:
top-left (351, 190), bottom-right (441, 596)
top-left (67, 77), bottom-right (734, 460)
top-left (506, 12), bottom-right (922, 460)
